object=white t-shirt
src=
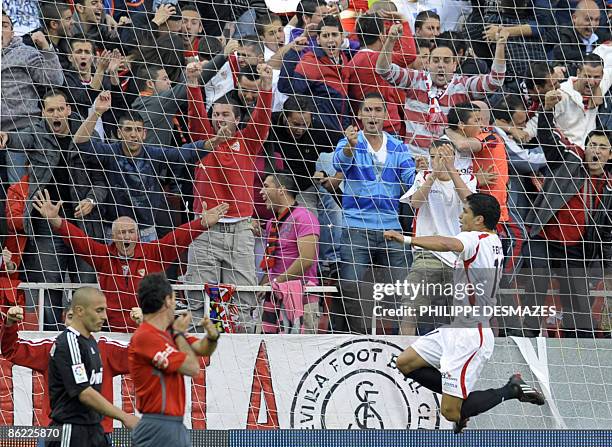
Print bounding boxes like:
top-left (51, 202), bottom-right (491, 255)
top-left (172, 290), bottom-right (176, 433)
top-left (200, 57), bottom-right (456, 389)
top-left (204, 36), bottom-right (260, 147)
top-left (401, 170), bottom-right (477, 266)
top-left (366, 133), bottom-right (388, 165)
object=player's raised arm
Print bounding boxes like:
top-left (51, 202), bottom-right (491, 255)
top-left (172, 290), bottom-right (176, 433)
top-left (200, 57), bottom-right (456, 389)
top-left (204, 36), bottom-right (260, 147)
top-left (384, 231), bottom-right (465, 253)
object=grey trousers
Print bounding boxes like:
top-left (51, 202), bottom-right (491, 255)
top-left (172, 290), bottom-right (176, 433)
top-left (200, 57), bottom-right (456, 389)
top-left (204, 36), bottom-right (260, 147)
top-left (184, 219), bottom-right (258, 333)
top-left (132, 414), bottom-right (189, 447)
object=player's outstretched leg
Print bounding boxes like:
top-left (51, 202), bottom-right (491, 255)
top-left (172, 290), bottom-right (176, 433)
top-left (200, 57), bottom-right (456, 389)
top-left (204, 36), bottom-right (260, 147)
top-left (396, 347), bottom-right (442, 394)
top-left (454, 373), bottom-right (546, 433)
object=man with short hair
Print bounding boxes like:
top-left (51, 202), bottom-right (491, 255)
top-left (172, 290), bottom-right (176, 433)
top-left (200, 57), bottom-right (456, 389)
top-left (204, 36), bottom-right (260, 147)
top-left (47, 287), bottom-right (139, 447)
top-left (414, 10), bottom-right (441, 38)
top-left (1, 305), bottom-right (141, 438)
top-left (32, 188), bottom-right (229, 332)
top-left (553, 53), bottom-right (612, 147)
top-left (259, 171), bottom-right (320, 333)
top-left (385, 194), bottom-right (545, 433)
top-left (185, 63), bottom-right (273, 333)
top-left (376, 23), bottom-right (508, 157)
top-left (553, 0), bottom-right (610, 74)
top-left (72, 0), bottom-right (120, 50)
top-left (129, 273), bottom-right (219, 447)
top-left (22, 1), bottom-right (74, 69)
top-left (333, 93), bottom-right (415, 331)
top-left (74, 90), bottom-right (213, 238)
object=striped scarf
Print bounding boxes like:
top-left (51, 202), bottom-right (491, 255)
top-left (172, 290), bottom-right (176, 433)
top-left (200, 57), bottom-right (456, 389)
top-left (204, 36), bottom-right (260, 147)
top-left (260, 204), bottom-right (296, 271)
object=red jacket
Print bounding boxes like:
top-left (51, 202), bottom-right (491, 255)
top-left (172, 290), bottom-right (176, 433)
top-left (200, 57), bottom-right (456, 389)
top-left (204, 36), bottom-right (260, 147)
top-left (187, 86), bottom-right (273, 217)
top-left (55, 219), bottom-right (208, 332)
top-left (0, 323), bottom-right (129, 432)
top-left (344, 49), bottom-right (406, 136)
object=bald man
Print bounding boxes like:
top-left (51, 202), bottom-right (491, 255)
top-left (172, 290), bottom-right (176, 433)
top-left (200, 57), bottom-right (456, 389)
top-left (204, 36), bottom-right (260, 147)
top-left (553, 0), bottom-right (610, 74)
top-left (33, 189), bottom-right (229, 332)
top-left (47, 287), bottom-right (139, 447)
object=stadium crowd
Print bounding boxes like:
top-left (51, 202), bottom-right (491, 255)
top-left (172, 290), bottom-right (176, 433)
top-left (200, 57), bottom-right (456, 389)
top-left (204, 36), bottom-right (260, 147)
top-left (0, 0), bottom-right (611, 338)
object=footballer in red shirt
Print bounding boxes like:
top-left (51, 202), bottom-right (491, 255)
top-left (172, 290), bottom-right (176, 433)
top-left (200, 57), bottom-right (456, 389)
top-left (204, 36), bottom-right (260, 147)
top-left (129, 273), bottom-right (219, 447)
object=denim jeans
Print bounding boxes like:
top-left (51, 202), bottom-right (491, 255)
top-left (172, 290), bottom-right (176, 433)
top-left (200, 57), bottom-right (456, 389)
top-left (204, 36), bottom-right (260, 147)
top-left (339, 227), bottom-right (409, 283)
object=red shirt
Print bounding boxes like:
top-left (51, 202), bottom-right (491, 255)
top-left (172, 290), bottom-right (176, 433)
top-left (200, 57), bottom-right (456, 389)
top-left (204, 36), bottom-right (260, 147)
top-left (55, 219), bottom-right (207, 332)
top-left (187, 86), bottom-right (273, 217)
top-left (0, 324), bottom-right (129, 432)
top-left (128, 322), bottom-right (198, 416)
top-left (344, 49), bottom-right (406, 135)
top-left (543, 176), bottom-right (608, 244)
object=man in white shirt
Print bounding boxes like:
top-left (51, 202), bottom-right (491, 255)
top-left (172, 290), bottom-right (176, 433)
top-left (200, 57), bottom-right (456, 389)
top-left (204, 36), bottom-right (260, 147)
top-left (397, 140), bottom-right (476, 335)
top-left (554, 52), bottom-right (612, 147)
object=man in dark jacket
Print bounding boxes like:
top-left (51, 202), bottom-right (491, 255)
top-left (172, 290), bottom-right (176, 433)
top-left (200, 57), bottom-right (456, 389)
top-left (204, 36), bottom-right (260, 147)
top-left (0, 90), bottom-right (106, 330)
top-left (552, 0), bottom-right (611, 75)
top-left (519, 89), bottom-right (612, 337)
top-left (73, 91), bottom-right (211, 240)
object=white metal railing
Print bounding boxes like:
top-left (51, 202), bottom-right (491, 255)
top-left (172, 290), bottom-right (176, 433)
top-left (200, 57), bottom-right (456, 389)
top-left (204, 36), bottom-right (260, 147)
top-left (17, 283), bottom-right (338, 331)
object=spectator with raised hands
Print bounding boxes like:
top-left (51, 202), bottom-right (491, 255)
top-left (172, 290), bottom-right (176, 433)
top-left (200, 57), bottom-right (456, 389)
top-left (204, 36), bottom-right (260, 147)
top-left (185, 63), bottom-right (274, 334)
top-left (554, 52), bottom-right (612, 147)
top-left (64, 39), bottom-right (113, 119)
top-left (73, 90), bottom-right (213, 241)
top-left (376, 22), bottom-right (508, 158)
top-left (389, 140), bottom-right (476, 336)
top-left (31, 188), bottom-right (229, 332)
top-left (0, 89), bottom-right (105, 330)
top-left (279, 15), bottom-right (350, 147)
top-left (1, 10), bottom-right (64, 134)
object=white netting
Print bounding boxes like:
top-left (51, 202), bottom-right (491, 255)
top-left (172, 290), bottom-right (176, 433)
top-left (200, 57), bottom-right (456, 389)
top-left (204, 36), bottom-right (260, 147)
top-left (0, 0), bottom-right (611, 434)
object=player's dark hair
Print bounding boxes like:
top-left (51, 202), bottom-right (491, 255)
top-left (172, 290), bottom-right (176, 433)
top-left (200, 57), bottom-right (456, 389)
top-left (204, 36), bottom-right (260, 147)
top-left (138, 273), bottom-right (174, 314)
top-left (466, 193), bottom-right (501, 230)
top-left (414, 10), bottom-right (440, 31)
top-left (447, 102), bottom-right (476, 130)
top-left (39, 1), bottom-right (72, 32)
top-left (355, 13), bottom-right (384, 47)
top-left (181, 2), bottom-right (200, 14)
top-left (491, 95), bottom-right (526, 122)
